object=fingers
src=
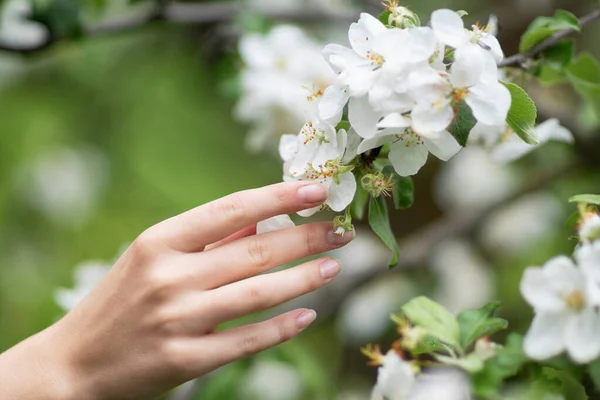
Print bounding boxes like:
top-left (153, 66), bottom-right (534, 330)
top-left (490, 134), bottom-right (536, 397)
top-left (204, 225), bottom-right (257, 252)
top-left (192, 309), bottom-right (316, 373)
top-left (155, 182), bottom-right (328, 253)
top-left (198, 257), bottom-right (341, 328)
top-left (190, 222), bottom-right (353, 289)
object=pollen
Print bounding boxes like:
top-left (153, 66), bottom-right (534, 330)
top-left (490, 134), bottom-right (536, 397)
top-left (565, 290), bottom-right (585, 311)
top-left (453, 88), bottom-right (469, 102)
top-left (366, 51), bottom-right (385, 67)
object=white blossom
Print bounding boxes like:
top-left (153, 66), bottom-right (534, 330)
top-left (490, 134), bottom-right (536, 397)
top-left (521, 255), bottom-right (600, 363)
top-left (371, 352), bottom-right (416, 400)
top-left (240, 360), bottom-right (303, 400)
top-left (578, 214), bottom-right (600, 244)
top-left (575, 241), bottom-right (600, 306)
top-left (0, 0), bottom-right (48, 48)
top-left (256, 215), bottom-right (295, 234)
top-left (55, 261), bottom-right (110, 311)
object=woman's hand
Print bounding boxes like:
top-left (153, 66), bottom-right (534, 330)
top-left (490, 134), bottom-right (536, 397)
top-left (0, 182), bottom-right (354, 400)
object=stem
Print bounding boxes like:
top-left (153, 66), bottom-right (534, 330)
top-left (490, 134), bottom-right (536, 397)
top-left (499, 8), bottom-right (600, 68)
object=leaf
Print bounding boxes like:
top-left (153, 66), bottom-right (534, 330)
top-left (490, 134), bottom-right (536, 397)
top-left (38, 0), bottom-right (83, 38)
top-left (472, 333), bottom-right (528, 398)
top-left (393, 176), bottom-right (414, 209)
top-left (379, 10), bottom-right (391, 25)
top-left (412, 336), bottom-right (446, 355)
top-left (402, 296), bottom-right (460, 348)
top-left (503, 82), bottom-right (539, 145)
top-left (542, 40), bottom-right (575, 70)
top-left (457, 302), bottom-right (508, 350)
top-left (437, 353), bottom-right (485, 373)
top-left (350, 182), bottom-right (369, 220)
top-left (569, 194), bottom-right (600, 205)
top-left (448, 101), bottom-right (476, 146)
top-left (368, 196), bottom-right (399, 268)
top-left (542, 368), bottom-right (588, 400)
top-left (566, 53), bottom-right (600, 119)
top-left (519, 10), bottom-right (580, 52)
top-left (588, 358), bottom-right (600, 390)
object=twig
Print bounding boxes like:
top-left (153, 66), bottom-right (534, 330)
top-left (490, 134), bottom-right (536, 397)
top-left (0, 2), bottom-right (359, 55)
top-left (499, 8), bottom-right (600, 68)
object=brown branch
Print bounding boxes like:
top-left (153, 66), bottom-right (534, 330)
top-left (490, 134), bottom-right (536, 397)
top-left (499, 8), bottom-right (600, 68)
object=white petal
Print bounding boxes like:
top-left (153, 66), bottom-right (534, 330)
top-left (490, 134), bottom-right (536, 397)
top-left (407, 67), bottom-right (452, 104)
top-left (431, 9), bottom-right (470, 49)
top-left (279, 134), bottom-right (298, 162)
top-left (372, 352), bottom-right (415, 400)
top-left (357, 131), bottom-right (397, 154)
top-left (574, 242), bottom-right (600, 305)
top-left (411, 101), bottom-right (454, 134)
top-left (524, 311), bottom-right (569, 360)
top-left (256, 215), bottom-right (295, 234)
top-left (422, 130), bottom-right (461, 161)
top-left (388, 137), bottom-right (429, 176)
top-left (535, 118), bottom-right (574, 144)
top-left (377, 113), bottom-right (411, 129)
top-left (450, 44), bottom-right (487, 88)
top-left (468, 122), bottom-right (505, 148)
top-left (348, 13), bottom-right (386, 57)
top-left (319, 85), bottom-right (350, 123)
top-left (520, 266), bottom-right (567, 312)
top-left (491, 135), bottom-right (536, 164)
top-left (480, 34), bottom-right (504, 63)
top-left (466, 82), bottom-right (511, 126)
top-left (337, 129), bottom-right (348, 156)
top-left (327, 172), bottom-right (357, 212)
top-left (565, 309), bottom-right (600, 364)
top-left (297, 205), bottom-right (321, 217)
top-left (348, 95), bottom-right (382, 138)
top-left (342, 128), bottom-right (362, 164)
top-left (368, 79), bottom-right (414, 114)
top-left (407, 27), bottom-right (438, 62)
top-left (339, 65), bottom-right (379, 97)
top-left (322, 44), bottom-right (361, 73)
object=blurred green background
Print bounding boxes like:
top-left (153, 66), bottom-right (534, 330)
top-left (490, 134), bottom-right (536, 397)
top-left (1, 0), bottom-right (600, 399)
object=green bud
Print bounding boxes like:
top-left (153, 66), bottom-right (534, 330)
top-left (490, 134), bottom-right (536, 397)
top-left (361, 171), bottom-right (395, 197)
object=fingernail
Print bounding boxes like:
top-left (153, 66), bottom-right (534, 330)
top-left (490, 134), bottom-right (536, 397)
top-left (298, 183), bottom-right (327, 204)
top-left (296, 309), bottom-right (317, 330)
top-left (320, 258), bottom-right (341, 280)
top-left (327, 230), bottom-right (355, 246)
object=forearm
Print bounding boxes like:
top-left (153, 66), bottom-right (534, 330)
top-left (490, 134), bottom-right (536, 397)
top-left (0, 327), bottom-right (77, 400)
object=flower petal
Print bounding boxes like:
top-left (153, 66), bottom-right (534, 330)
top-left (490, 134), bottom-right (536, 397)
top-left (422, 130), bottom-right (461, 161)
top-left (535, 118), bottom-right (574, 144)
top-left (349, 13), bottom-right (386, 57)
top-left (378, 113), bottom-right (412, 129)
top-left (520, 266), bottom-right (567, 312)
top-left (466, 81), bottom-right (511, 126)
top-left (431, 9), bottom-right (469, 49)
top-left (411, 101), bottom-right (454, 135)
top-left (565, 309), bottom-right (600, 364)
top-left (357, 131), bottom-right (397, 154)
top-left (257, 215), bottom-right (296, 234)
top-left (349, 95), bottom-right (382, 138)
top-left (450, 44), bottom-right (487, 88)
top-left (319, 85), bottom-right (350, 123)
top-left (279, 134), bottom-right (298, 162)
top-left (524, 311), bottom-right (569, 360)
top-left (327, 172), bottom-right (357, 212)
top-left (388, 137), bottom-right (429, 176)
top-left (480, 34), bottom-right (504, 63)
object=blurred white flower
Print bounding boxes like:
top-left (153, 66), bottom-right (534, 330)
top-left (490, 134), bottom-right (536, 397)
top-left (241, 360), bottom-right (303, 400)
top-left (479, 192), bottom-right (563, 256)
top-left (521, 255), bottom-right (600, 363)
top-left (409, 368), bottom-right (471, 400)
top-left (578, 213), bottom-right (600, 244)
top-left (237, 25), bottom-right (336, 152)
top-left (575, 241), bottom-right (600, 305)
top-left (371, 351), bottom-right (416, 400)
top-left (0, 0), bottom-right (48, 48)
top-left (337, 275), bottom-right (417, 344)
top-left (430, 239), bottom-right (495, 314)
top-left (470, 118), bottom-right (574, 164)
top-left (434, 147), bottom-right (516, 211)
top-left (256, 214), bottom-right (295, 234)
top-left (55, 261), bottom-right (110, 311)
top-left (15, 146), bottom-right (109, 227)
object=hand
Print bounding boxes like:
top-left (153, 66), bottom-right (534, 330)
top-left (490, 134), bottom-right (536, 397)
top-left (0, 182), bottom-right (354, 400)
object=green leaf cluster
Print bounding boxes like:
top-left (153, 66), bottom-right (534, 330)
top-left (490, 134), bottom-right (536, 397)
top-left (519, 10), bottom-right (580, 53)
top-left (503, 82), bottom-right (539, 145)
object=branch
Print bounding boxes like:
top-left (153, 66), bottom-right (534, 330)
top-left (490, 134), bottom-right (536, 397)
top-left (0, 2), bottom-right (359, 55)
top-left (499, 8), bottom-right (600, 68)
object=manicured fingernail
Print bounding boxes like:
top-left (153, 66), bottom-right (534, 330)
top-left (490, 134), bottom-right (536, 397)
top-left (327, 230), bottom-right (355, 246)
top-left (298, 183), bottom-right (327, 204)
top-left (320, 258), bottom-right (341, 280)
top-left (296, 309), bottom-right (317, 330)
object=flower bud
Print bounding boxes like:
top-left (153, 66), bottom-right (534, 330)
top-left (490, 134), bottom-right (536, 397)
top-left (333, 211), bottom-right (354, 236)
top-left (361, 171), bottom-right (395, 197)
top-left (384, 2), bottom-right (420, 28)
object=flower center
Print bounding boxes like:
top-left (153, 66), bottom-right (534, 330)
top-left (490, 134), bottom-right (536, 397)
top-left (301, 121), bottom-right (329, 145)
top-left (366, 51), bottom-right (385, 68)
top-left (453, 87), bottom-right (469, 102)
top-left (393, 129), bottom-right (424, 147)
top-left (565, 290), bottom-right (585, 311)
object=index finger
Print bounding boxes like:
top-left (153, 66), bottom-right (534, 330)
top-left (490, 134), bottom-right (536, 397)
top-left (155, 182), bottom-right (327, 253)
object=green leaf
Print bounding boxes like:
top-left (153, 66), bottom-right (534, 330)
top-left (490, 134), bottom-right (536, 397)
top-left (412, 336), bottom-right (446, 355)
top-left (543, 40), bottom-right (575, 70)
top-left (38, 0), bottom-right (83, 38)
top-left (566, 52), bottom-right (600, 119)
top-left (448, 101), bottom-right (476, 146)
top-left (503, 82), bottom-right (539, 145)
top-left (472, 333), bottom-right (528, 398)
top-left (336, 120), bottom-right (351, 132)
top-left (350, 182), bottom-right (369, 220)
top-left (402, 296), bottom-right (460, 348)
top-left (437, 353), bottom-right (485, 373)
top-left (379, 10), bottom-right (391, 25)
top-left (368, 196), bottom-right (399, 268)
top-left (393, 176), bottom-right (414, 209)
top-left (542, 368), bottom-right (588, 400)
top-left (588, 358), bottom-right (600, 390)
top-left (519, 10), bottom-right (580, 53)
top-left (457, 302), bottom-right (508, 350)
top-left (569, 194), bottom-right (600, 205)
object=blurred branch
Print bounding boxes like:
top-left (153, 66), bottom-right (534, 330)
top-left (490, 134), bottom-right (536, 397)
top-left (499, 8), bottom-right (600, 68)
top-left (0, 2), bottom-right (358, 55)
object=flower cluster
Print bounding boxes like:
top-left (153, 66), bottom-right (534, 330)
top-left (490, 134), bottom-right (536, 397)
top-left (279, 7), bottom-right (514, 219)
top-left (520, 208), bottom-right (600, 363)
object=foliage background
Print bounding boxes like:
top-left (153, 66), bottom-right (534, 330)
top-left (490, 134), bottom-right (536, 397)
top-left (1, 0), bottom-right (599, 398)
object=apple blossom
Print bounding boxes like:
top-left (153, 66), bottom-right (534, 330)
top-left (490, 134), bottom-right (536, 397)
top-left (521, 255), bottom-right (600, 363)
top-left (256, 215), bottom-right (296, 234)
top-left (578, 213), bottom-right (600, 244)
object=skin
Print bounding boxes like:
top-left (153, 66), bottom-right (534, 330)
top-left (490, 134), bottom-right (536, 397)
top-left (0, 181), bottom-right (354, 400)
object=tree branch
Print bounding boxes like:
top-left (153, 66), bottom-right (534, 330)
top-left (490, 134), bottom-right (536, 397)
top-left (498, 8), bottom-right (600, 68)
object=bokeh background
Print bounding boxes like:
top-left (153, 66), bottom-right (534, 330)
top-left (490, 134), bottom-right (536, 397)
top-left (1, 0), bottom-right (599, 399)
